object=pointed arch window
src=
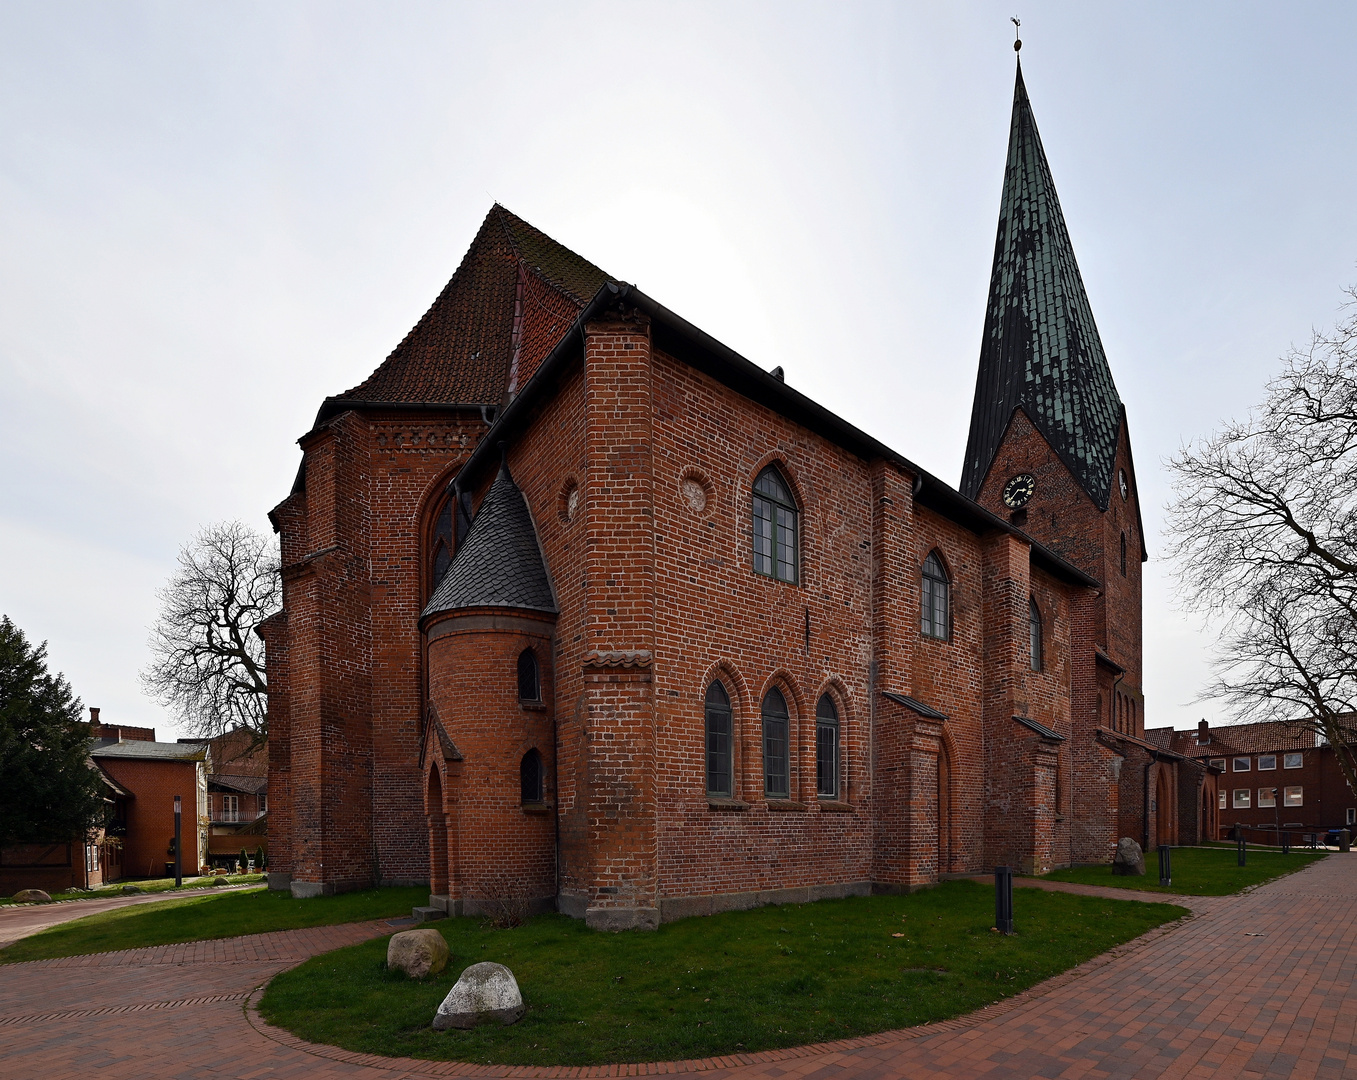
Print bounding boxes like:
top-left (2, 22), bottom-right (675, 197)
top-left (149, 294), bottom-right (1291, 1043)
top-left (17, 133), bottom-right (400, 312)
top-left (815, 694), bottom-right (839, 798)
top-left (517, 648), bottom-right (540, 703)
top-left (761, 687), bottom-right (790, 798)
top-left (752, 466), bottom-right (798, 584)
top-left (430, 495), bottom-right (455, 592)
top-left (520, 749), bottom-right (544, 804)
top-left (1029, 598), bottom-right (1043, 671)
top-left (705, 681), bottom-right (733, 797)
top-left (921, 552), bottom-right (951, 640)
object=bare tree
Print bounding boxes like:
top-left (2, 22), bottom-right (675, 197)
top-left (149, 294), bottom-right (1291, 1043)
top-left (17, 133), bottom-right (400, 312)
top-left (142, 521), bottom-right (280, 750)
top-left (1166, 286), bottom-right (1357, 798)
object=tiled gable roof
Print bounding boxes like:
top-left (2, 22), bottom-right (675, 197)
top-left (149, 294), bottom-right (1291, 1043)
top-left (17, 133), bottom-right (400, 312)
top-left (1197, 722), bottom-right (1319, 757)
top-left (961, 62), bottom-right (1124, 509)
top-left (332, 205), bottom-right (611, 408)
top-left (421, 460), bottom-right (557, 619)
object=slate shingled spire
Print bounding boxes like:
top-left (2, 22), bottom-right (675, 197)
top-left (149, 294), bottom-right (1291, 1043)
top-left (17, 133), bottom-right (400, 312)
top-left (960, 61), bottom-right (1124, 509)
top-left (421, 460), bottom-right (557, 620)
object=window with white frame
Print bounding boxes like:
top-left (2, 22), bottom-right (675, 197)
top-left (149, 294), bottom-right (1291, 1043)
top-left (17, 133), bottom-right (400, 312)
top-left (1284, 786), bottom-right (1303, 807)
top-left (1218, 790), bottom-right (1226, 809)
top-left (222, 794), bottom-right (239, 822)
top-left (1284, 752), bottom-right (1303, 769)
top-left (1258, 787), bottom-right (1276, 808)
top-left (1258, 754), bottom-right (1276, 770)
top-left (1347, 807), bottom-right (1355, 826)
top-left (1233, 757), bottom-right (1251, 772)
top-left (1209, 758), bottom-right (1225, 771)
top-left (258, 793), bottom-right (267, 814)
top-left (1233, 788), bottom-right (1251, 808)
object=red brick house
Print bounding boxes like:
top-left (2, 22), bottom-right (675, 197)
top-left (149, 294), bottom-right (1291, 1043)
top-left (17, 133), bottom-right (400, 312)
top-left (199, 727), bottom-right (269, 868)
top-left (1167, 719), bottom-right (1357, 841)
top-left (263, 62), bottom-right (1170, 925)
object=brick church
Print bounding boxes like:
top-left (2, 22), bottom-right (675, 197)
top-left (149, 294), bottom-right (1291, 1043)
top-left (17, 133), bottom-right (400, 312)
top-left (262, 62), bottom-right (1194, 927)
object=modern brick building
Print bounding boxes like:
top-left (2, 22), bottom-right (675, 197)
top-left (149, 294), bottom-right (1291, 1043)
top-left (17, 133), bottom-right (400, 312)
top-left (264, 61), bottom-right (1173, 925)
top-left (1162, 719), bottom-right (1357, 842)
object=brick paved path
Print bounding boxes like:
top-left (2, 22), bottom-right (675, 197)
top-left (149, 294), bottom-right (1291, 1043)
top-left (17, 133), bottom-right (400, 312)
top-left (0, 884), bottom-right (261, 948)
top-left (1, 856), bottom-right (1352, 1080)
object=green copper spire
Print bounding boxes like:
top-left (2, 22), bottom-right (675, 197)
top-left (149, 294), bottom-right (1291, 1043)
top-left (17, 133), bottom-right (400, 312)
top-left (961, 61), bottom-right (1124, 509)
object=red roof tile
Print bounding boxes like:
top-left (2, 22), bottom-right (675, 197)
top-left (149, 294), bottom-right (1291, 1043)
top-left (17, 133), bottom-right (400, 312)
top-left (334, 205), bottom-right (612, 407)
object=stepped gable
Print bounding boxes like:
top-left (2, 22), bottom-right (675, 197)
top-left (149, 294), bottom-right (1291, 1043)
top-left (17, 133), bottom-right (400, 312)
top-left (332, 204), bottom-right (612, 408)
top-left (421, 459), bottom-right (557, 620)
top-left (961, 61), bottom-right (1124, 509)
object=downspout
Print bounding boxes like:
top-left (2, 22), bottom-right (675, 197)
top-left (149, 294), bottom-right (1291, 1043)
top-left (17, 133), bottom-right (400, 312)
top-left (1143, 750), bottom-right (1156, 852)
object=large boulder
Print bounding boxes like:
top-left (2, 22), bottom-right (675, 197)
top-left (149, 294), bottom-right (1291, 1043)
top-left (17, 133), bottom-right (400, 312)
top-left (1112, 837), bottom-right (1146, 876)
top-left (121, 884), bottom-right (143, 894)
top-left (11, 889), bottom-right (52, 903)
top-left (386, 928), bottom-right (449, 979)
top-left (432, 962), bottom-right (524, 1030)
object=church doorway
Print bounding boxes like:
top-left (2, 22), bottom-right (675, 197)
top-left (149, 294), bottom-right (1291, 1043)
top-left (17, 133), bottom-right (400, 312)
top-left (427, 767), bottom-right (448, 896)
top-left (937, 742), bottom-right (952, 876)
top-left (1155, 767), bottom-right (1172, 848)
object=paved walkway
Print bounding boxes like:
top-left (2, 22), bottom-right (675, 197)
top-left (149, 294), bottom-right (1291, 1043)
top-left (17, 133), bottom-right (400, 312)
top-left (0, 884), bottom-right (261, 948)
top-left (1, 856), bottom-right (1353, 1080)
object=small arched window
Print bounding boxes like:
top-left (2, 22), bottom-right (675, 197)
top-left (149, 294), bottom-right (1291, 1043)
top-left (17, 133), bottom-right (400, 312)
top-left (921, 552), bottom-right (950, 640)
top-left (517, 648), bottom-right (540, 703)
top-left (430, 495), bottom-right (455, 592)
top-left (752, 466), bottom-right (798, 584)
top-left (705, 681), bottom-right (733, 797)
top-left (815, 694), bottom-right (839, 799)
top-left (1120, 532), bottom-right (1127, 577)
top-left (520, 749), bottom-right (544, 804)
top-left (1029, 598), bottom-right (1042, 671)
top-left (761, 687), bottom-right (790, 799)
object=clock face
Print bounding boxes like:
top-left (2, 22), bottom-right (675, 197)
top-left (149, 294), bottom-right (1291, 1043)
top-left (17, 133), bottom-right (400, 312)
top-left (1002, 473), bottom-right (1036, 509)
top-left (1119, 469), bottom-right (1129, 500)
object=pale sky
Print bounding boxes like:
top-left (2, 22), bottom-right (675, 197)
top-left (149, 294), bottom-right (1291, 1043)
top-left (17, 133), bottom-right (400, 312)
top-left (2, 2), bottom-right (1355, 739)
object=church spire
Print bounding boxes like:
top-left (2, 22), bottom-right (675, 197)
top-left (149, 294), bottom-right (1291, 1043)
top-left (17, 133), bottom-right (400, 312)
top-left (960, 60), bottom-right (1124, 509)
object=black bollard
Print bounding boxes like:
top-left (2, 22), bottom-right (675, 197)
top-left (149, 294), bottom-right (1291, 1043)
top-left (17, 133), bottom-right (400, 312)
top-left (1340, 829), bottom-right (1352, 853)
top-left (1237, 835), bottom-right (1246, 867)
top-left (173, 794), bottom-right (183, 887)
top-left (1282, 831), bottom-right (1290, 855)
top-left (994, 865), bottom-right (1014, 935)
top-left (1157, 844), bottom-right (1171, 887)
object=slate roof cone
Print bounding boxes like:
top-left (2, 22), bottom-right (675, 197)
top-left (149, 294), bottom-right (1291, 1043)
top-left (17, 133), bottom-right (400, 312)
top-left (960, 60), bottom-right (1124, 509)
top-left (421, 458), bottom-right (557, 621)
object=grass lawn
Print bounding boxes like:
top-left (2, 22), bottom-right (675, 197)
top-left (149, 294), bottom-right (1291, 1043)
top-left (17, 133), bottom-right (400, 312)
top-left (1041, 845), bottom-right (1326, 896)
top-left (259, 881), bottom-right (1185, 1067)
top-left (0, 885), bottom-right (426, 963)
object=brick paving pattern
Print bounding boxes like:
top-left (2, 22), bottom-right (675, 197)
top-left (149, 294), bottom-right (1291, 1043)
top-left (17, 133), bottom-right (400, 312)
top-left (2, 856), bottom-right (1352, 1079)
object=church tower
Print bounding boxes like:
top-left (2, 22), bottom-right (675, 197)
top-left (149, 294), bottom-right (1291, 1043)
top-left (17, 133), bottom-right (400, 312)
top-left (962, 59), bottom-right (1147, 747)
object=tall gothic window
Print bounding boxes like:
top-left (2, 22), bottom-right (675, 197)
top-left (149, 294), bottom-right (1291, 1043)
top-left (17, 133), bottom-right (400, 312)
top-left (705, 681), bottom-right (733, 797)
top-left (761, 687), bottom-right (790, 798)
top-left (752, 466), bottom-right (798, 583)
top-left (520, 749), bottom-right (544, 804)
top-left (517, 648), bottom-right (540, 702)
top-left (815, 694), bottom-right (839, 798)
top-left (921, 552), bottom-right (950, 640)
top-left (430, 495), bottom-right (455, 591)
top-left (1029, 598), bottom-right (1043, 671)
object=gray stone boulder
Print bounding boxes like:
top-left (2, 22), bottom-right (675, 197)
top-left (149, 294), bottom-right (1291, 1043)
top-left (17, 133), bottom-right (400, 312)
top-left (1112, 837), bottom-right (1146, 876)
top-left (11, 889), bottom-right (52, 903)
top-left (432, 962), bottom-right (524, 1030)
top-left (121, 884), bottom-right (143, 894)
top-left (386, 928), bottom-right (449, 979)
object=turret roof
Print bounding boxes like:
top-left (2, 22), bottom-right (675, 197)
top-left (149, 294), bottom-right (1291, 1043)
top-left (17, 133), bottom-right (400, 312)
top-left (421, 459), bottom-right (557, 620)
top-left (961, 62), bottom-right (1124, 509)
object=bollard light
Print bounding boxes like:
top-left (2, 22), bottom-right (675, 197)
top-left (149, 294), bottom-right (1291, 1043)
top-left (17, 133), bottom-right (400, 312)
top-left (1157, 844), bottom-right (1171, 887)
top-left (1237, 834), bottom-right (1246, 867)
top-left (1282, 831), bottom-right (1290, 855)
top-left (994, 865), bottom-right (1014, 935)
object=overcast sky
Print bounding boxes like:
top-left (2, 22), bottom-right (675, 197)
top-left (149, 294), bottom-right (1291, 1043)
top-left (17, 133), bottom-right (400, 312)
top-left (2, 2), bottom-right (1355, 739)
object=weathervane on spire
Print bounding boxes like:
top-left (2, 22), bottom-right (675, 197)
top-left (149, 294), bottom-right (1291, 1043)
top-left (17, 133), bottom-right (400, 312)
top-left (1011, 16), bottom-right (1022, 52)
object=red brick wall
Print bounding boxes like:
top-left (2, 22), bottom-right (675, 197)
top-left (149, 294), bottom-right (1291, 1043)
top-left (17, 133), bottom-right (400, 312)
top-left (95, 758), bottom-right (205, 878)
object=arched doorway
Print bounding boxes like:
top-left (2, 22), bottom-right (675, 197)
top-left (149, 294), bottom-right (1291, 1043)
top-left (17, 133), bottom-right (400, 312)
top-left (937, 741), bottom-right (952, 876)
top-left (1155, 767), bottom-right (1172, 848)
top-left (426, 767), bottom-right (448, 896)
